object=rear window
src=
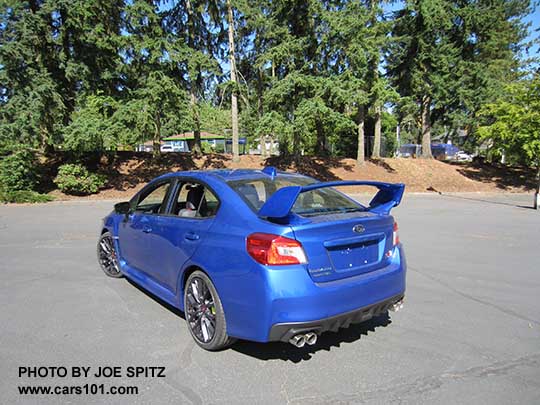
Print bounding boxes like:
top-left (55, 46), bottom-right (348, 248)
top-left (228, 176), bottom-right (364, 217)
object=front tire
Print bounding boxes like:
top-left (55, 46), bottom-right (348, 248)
top-left (97, 232), bottom-right (122, 278)
top-left (184, 271), bottom-right (235, 351)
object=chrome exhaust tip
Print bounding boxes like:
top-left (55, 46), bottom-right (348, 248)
top-left (390, 299), bottom-right (404, 312)
top-left (305, 332), bottom-right (317, 345)
top-left (289, 334), bottom-right (306, 348)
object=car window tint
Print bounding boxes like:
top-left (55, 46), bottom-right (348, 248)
top-left (203, 188), bottom-right (220, 217)
top-left (175, 182), bottom-right (219, 218)
top-left (292, 188), bottom-right (360, 216)
top-left (232, 181), bottom-right (266, 210)
top-left (229, 176), bottom-right (363, 216)
top-left (135, 182), bottom-right (171, 214)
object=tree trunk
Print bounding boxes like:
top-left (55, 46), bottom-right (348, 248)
top-left (534, 163), bottom-right (540, 210)
top-left (227, 0), bottom-right (239, 162)
top-left (39, 124), bottom-right (53, 154)
top-left (421, 95), bottom-right (433, 158)
top-left (186, 0), bottom-right (201, 155)
top-left (293, 129), bottom-right (300, 157)
top-left (153, 112), bottom-right (161, 158)
top-left (396, 122), bottom-right (401, 157)
top-left (357, 105), bottom-right (365, 166)
top-left (372, 105), bottom-right (381, 158)
top-left (190, 90), bottom-right (201, 154)
top-left (315, 117), bottom-right (326, 156)
top-left (260, 136), bottom-right (266, 157)
top-left (256, 64), bottom-right (265, 157)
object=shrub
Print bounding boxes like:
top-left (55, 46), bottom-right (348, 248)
top-left (0, 150), bottom-right (39, 191)
top-left (54, 163), bottom-right (106, 195)
top-left (0, 190), bottom-right (54, 204)
top-left (201, 142), bottom-right (214, 154)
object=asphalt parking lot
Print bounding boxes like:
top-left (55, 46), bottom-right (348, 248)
top-left (1, 193), bottom-right (539, 404)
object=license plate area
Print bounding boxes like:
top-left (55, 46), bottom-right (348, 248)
top-left (326, 238), bottom-right (380, 272)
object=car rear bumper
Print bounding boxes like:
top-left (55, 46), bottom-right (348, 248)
top-left (262, 245), bottom-right (406, 342)
top-left (268, 293), bottom-right (404, 342)
top-left (216, 245), bottom-right (406, 343)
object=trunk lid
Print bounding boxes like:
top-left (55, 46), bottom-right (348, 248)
top-left (291, 212), bottom-right (394, 283)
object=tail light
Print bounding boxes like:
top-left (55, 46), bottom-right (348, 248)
top-left (247, 233), bottom-right (307, 265)
top-left (386, 222), bottom-right (400, 258)
top-left (393, 222), bottom-right (400, 246)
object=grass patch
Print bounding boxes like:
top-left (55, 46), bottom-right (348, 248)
top-left (0, 190), bottom-right (54, 203)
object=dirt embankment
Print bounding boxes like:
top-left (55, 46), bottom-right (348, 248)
top-left (46, 152), bottom-right (535, 200)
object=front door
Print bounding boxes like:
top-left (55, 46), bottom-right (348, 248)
top-left (117, 180), bottom-right (173, 281)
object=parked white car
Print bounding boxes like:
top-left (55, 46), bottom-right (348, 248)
top-left (455, 150), bottom-right (473, 162)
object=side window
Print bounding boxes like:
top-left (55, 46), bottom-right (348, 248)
top-left (173, 182), bottom-right (219, 218)
top-left (134, 182), bottom-right (171, 214)
top-left (235, 181), bottom-right (265, 210)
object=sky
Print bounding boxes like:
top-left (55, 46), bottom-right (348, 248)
top-left (523, 3), bottom-right (539, 61)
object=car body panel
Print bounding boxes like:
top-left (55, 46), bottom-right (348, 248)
top-left (100, 168), bottom-right (407, 343)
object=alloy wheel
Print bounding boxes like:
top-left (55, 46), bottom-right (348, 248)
top-left (98, 233), bottom-right (122, 277)
top-left (185, 277), bottom-right (217, 343)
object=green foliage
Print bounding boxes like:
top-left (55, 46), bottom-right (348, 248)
top-left (0, 150), bottom-right (39, 192)
top-left (199, 103), bottom-right (231, 136)
top-left (0, 0), bottom-right (535, 165)
top-left (63, 95), bottom-right (121, 153)
top-left (478, 76), bottom-right (540, 168)
top-left (0, 190), bottom-right (53, 204)
top-left (201, 142), bottom-right (214, 154)
top-left (54, 164), bottom-right (106, 195)
top-left (382, 112), bottom-right (398, 157)
top-left (387, 0), bottom-right (530, 149)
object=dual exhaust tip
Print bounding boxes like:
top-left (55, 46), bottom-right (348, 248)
top-left (390, 299), bottom-right (405, 312)
top-left (288, 299), bottom-right (404, 347)
top-left (289, 332), bottom-right (317, 348)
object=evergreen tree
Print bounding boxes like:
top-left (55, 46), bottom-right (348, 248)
top-left (163, 0), bottom-right (223, 154)
top-left (0, 0), bottom-right (125, 151)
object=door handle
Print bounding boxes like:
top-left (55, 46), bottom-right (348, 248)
top-left (142, 226), bottom-right (152, 233)
top-left (185, 232), bottom-right (200, 241)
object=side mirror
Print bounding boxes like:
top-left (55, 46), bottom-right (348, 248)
top-left (114, 201), bottom-right (131, 215)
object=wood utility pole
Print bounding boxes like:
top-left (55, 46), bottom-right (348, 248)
top-left (227, 0), bottom-right (239, 162)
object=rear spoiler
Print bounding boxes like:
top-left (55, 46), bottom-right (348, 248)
top-left (258, 181), bottom-right (405, 219)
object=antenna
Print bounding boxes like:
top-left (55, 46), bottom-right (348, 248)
top-left (261, 166), bottom-right (277, 179)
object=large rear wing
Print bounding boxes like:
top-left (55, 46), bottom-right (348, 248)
top-left (258, 181), bottom-right (405, 219)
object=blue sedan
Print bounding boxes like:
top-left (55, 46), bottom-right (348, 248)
top-left (97, 167), bottom-right (406, 350)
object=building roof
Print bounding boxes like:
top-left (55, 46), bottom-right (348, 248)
top-left (164, 132), bottom-right (225, 141)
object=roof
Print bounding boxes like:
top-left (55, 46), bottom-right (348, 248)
top-left (164, 132), bottom-right (225, 141)
top-left (153, 167), bottom-right (309, 183)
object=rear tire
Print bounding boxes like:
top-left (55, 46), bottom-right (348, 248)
top-left (184, 270), bottom-right (235, 351)
top-left (97, 232), bottom-right (122, 278)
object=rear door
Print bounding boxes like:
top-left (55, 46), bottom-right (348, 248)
top-left (147, 180), bottom-right (219, 291)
